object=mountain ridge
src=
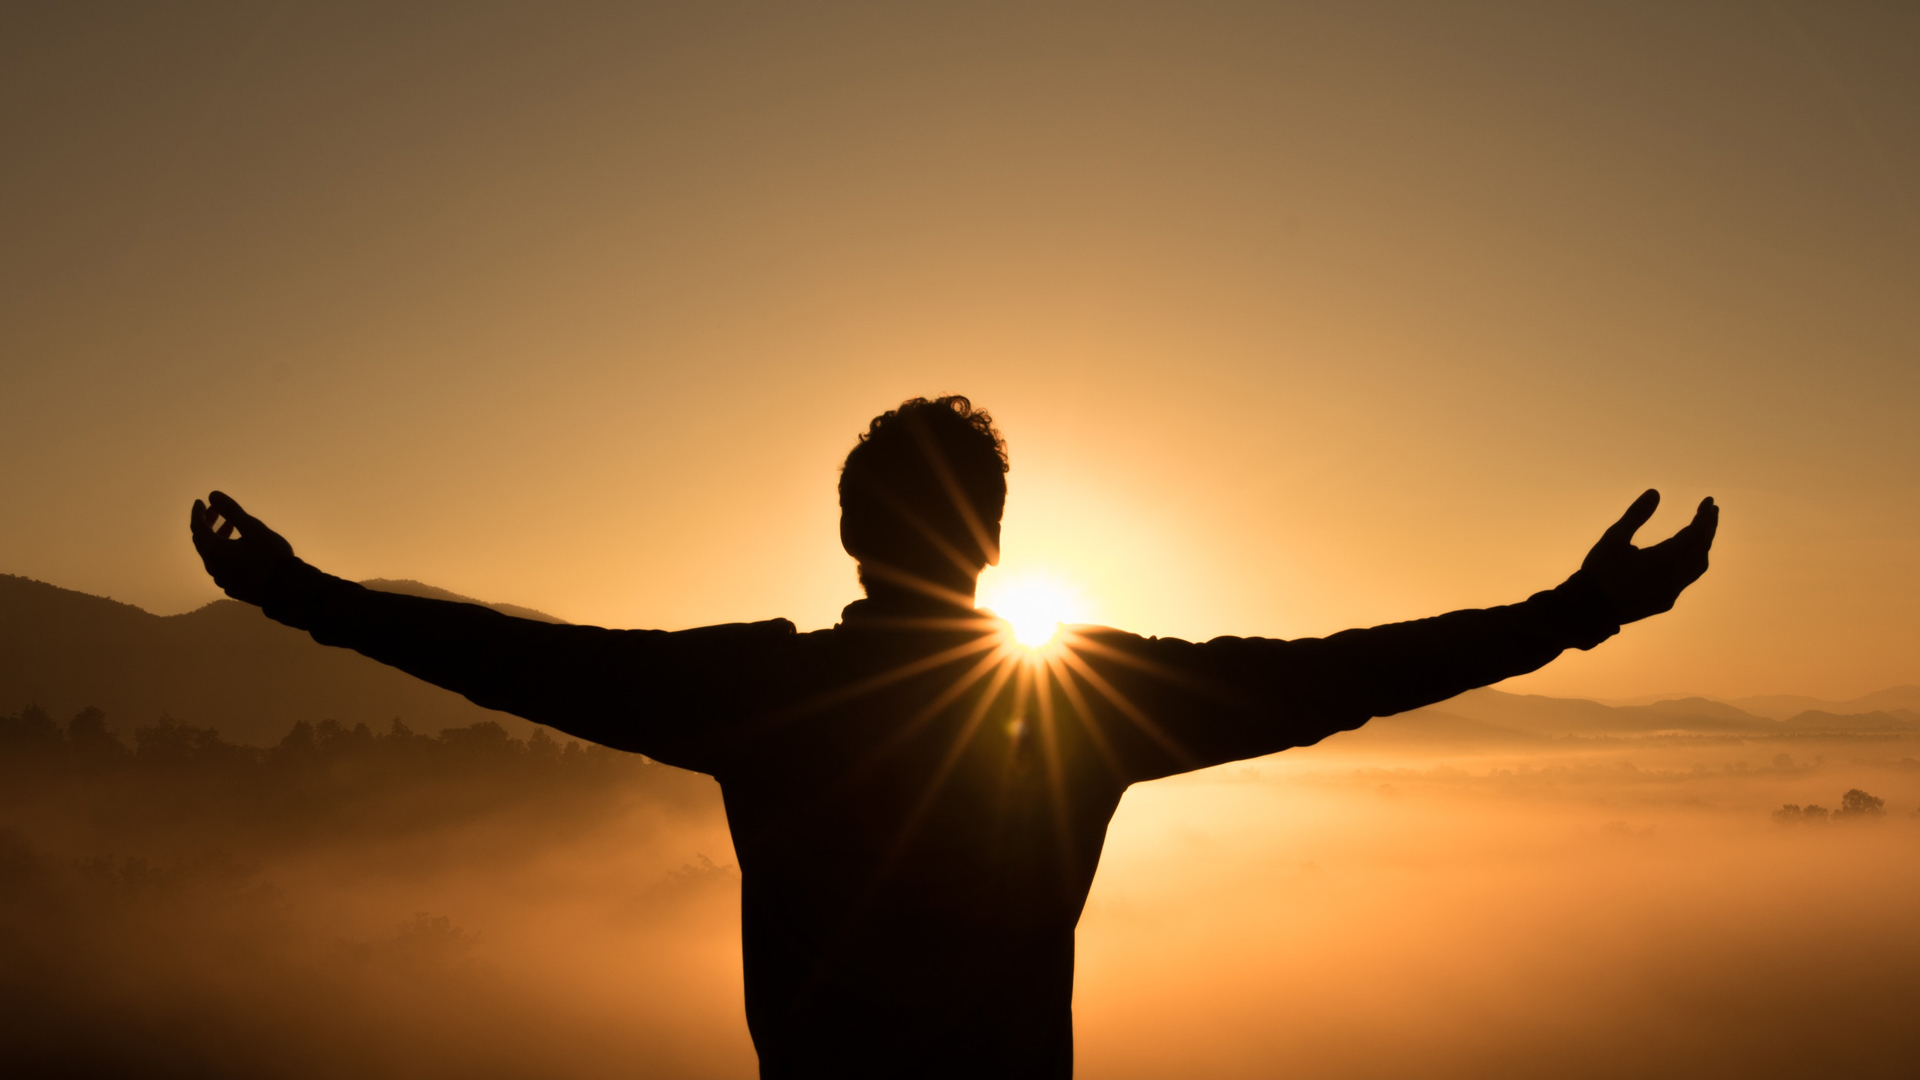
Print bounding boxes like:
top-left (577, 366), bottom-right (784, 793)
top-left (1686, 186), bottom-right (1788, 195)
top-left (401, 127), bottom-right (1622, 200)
top-left (0, 573), bottom-right (553, 745)
top-left (358, 578), bottom-right (567, 624)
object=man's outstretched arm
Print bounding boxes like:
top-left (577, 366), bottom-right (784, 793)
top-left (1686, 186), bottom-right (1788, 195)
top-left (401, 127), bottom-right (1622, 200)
top-left (1300, 487), bottom-right (1718, 717)
top-left (1080, 490), bottom-right (1718, 778)
top-left (188, 491), bottom-right (788, 766)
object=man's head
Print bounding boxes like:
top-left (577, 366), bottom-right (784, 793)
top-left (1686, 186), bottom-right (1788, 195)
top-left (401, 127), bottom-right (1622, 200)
top-left (840, 395), bottom-right (1008, 603)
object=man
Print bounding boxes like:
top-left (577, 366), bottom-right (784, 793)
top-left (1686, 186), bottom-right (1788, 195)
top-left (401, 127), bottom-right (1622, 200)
top-left (190, 394), bottom-right (1716, 1078)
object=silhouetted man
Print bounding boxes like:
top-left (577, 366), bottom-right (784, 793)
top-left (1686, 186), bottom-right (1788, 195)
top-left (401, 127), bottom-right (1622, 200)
top-left (190, 395), bottom-right (1716, 1079)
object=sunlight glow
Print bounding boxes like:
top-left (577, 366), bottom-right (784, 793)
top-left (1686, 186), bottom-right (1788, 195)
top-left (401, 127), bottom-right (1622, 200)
top-left (978, 571), bottom-right (1087, 648)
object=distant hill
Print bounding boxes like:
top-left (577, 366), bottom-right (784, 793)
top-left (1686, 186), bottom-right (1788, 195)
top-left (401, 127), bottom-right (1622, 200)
top-left (1321, 706), bottom-right (1545, 750)
top-left (1775, 708), bottom-right (1920, 732)
top-left (1728, 686), bottom-right (1920, 721)
top-left (1413, 687), bottom-right (1774, 737)
top-left (1379, 687), bottom-right (1920, 744)
top-left (0, 574), bottom-right (561, 746)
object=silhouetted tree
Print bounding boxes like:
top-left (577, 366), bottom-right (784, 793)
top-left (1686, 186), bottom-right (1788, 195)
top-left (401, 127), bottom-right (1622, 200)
top-left (1772, 803), bottom-right (1830, 824)
top-left (64, 706), bottom-right (127, 760)
top-left (527, 726), bottom-right (561, 765)
top-left (134, 715), bottom-right (255, 769)
top-left (0, 704), bottom-right (60, 752)
top-left (0, 698), bottom-right (679, 863)
top-left (437, 720), bottom-right (515, 761)
top-left (277, 719), bottom-right (318, 757)
top-left (1835, 789), bottom-right (1886, 819)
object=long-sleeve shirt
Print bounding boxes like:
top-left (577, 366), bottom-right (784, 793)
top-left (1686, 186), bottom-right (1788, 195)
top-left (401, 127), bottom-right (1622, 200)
top-left (257, 561), bottom-right (1618, 1079)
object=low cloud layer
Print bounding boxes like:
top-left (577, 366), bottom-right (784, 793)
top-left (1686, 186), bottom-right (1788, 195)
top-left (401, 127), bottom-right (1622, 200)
top-left (3, 706), bottom-right (1916, 1077)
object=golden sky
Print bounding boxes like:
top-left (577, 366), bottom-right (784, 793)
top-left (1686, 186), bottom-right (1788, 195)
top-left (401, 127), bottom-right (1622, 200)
top-left (2, 2), bottom-right (1915, 700)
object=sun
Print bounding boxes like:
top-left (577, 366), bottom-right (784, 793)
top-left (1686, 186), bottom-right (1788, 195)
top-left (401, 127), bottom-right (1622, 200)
top-left (977, 571), bottom-right (1087, 648)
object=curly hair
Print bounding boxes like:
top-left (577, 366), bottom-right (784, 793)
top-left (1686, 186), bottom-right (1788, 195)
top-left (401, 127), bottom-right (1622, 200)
top-left (840, 395), bottom-right (1008, 571)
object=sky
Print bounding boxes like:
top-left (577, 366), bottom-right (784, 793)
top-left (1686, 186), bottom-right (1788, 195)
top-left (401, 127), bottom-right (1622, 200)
top-left (2, 1), bottom-right (1916, 701)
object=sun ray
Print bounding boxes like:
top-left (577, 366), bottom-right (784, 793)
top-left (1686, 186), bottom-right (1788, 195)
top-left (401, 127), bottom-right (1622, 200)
top-left (875, 489), bottom-right (995, 583)
top-left (1030, 655), bottom-right (1079, 888)
top-left (1056, 629), bottom-right (1212, 690)
top-left (879, 651), bottom-right (1024, 861)
top-left (1004, 650), bottom-right (1034, 759)
top-left (795, 633), bottom-right (1001, 714)
top-left (906, 416), bottom-right (1002, 567)
top-left (709, 631), bottom-right (1006, 759)
top-left (1043, 650), bottom-right (1126, 783)
top-left (991, 657), bottom-right (1037, 811)
top-left (720, 635), bottom-right (1016, 867)
top-left (832, 648), bottom-right (1025, 918)
top-left (1055, 644), bottom-right (1198, 770)
top-left (855, 557), bottom-right (984, 609)
top-left (849, 640), bottom-right (1020, 777)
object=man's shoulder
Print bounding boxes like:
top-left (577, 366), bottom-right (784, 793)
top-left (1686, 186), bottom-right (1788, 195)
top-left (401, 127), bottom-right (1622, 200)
top-left (1066, 624), bottom-right (1206, 656)
top-left (1064, 624), bottom-right (1300, 688)
top-left (644, 618), bottom-right (803, 667)
top-left (669, 617), bottom-right (800, 640)
top-left (659, 618), bottom-right (881, 663)
top-left (1070, 624), bottom-right (1287, 650)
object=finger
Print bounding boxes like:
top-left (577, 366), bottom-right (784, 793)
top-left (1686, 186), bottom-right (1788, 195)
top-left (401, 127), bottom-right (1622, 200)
top-left (1645, 499), bottom-right (1717, 591)
top-left (1645, 496), bottom-right (1718, 548)
top-left (1661, 496), bottom-right (1718, 553)
top-left (208, 490), bottom-right (278, 543)
top-left (190, 500), bottom-right (221, 559)
top-left (1598, 489), bottom-right (1660, 549)
top-left (1682, 496), bottom-right (1719, 545)
top-left (1687, 499), bottom-right (1719, 577)
top-left (207, 490), bottom-right (260, 532)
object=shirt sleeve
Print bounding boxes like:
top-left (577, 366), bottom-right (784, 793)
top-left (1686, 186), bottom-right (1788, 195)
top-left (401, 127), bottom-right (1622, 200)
top-left (255, 559), bottom-right (795, 771)
top-left (1061, 574), bottom-right (1621, 782)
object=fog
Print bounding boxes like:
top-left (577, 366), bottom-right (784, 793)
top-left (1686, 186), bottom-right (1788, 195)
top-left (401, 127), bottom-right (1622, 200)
top-left (3, 708), bottom-right (1916, 1077)
top-left (1080, 733), bottom-right (1920, 1078)
top-left (0, 713), bottom-right (754, 1078)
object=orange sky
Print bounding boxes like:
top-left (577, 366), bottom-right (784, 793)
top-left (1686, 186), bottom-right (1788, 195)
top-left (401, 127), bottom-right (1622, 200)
top-left (2, 2), bottom-right (1916, 700)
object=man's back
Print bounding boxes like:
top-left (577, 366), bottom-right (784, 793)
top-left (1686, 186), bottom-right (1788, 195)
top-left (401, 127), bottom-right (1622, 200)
top-left (715, 609), bottom-right (1115, 1076)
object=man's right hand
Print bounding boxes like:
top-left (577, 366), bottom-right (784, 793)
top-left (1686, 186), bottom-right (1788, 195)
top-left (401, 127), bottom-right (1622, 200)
top-left (190, 491), bottom-right (297, 607)
top-left (1577, 489), bottom-right (1718, 626)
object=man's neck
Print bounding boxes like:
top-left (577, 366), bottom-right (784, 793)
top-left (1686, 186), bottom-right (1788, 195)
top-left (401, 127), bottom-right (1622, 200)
top-left (853, 559), bottom-right (980, 613)
top-left (858, 584), bottom-right (978, 614)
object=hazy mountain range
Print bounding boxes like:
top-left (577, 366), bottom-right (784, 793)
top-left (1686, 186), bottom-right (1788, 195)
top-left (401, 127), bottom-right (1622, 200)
top-left (0, 574), bottom-right (561, 744)
top-left (1342, 685), bottom-right (1920, 751)
top-left (3, 574), bottom-right (1916, 748)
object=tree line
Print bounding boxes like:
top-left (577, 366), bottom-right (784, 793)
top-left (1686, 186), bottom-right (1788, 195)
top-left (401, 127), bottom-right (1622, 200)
top-left (0, 701), bottom-right (717, 858)
top-left (0, 701), bottom-right (612, 770)
top-left (1772, 788), bottom-right (1889, 824)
